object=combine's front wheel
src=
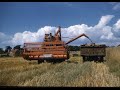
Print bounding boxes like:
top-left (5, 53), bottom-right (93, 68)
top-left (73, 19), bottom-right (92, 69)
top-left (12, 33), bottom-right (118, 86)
top-left (38, 59), bottom-right (44, 64)
top-left (23, 55), bottom-right (30, 60)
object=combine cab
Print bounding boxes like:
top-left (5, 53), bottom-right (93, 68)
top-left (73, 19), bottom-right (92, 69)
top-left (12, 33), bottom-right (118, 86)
top-left (80, 43), bottom-right (106, 62)
top-left (22, 26), bottom-right (92, 63)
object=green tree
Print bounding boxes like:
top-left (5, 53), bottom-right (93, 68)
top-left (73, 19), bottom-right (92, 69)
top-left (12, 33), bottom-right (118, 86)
top-left (5, 46), bottom-right (12, 53)
top-left (14, 45), bottom-right (21, 50)
top-left (0, 48), bottom-right (4, 54)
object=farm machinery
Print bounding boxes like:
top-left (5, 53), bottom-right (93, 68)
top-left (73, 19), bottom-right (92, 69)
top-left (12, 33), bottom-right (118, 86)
top-left (22, 26), bottom-right (92, 63)
top-left (22, 26), bottom-right (106, 63)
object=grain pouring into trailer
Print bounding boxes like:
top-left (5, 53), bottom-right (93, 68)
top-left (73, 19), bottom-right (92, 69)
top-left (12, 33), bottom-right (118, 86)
top-left (22, 26), bottom-right (92, 64)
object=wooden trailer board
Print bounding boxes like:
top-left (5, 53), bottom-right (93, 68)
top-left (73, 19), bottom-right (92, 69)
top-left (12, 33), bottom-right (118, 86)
top-left (80, 43), bottom-right (106, 62)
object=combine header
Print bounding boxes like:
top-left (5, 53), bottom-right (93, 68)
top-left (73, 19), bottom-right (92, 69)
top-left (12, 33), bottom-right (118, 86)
top-left (22, 26), bottom-right (92, 63)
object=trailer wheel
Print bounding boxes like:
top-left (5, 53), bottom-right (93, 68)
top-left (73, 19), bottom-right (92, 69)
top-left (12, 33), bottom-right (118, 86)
top-left (83, 56), bottom-right (87, 62)
top-left (99, 56), bottom-right (104, 62)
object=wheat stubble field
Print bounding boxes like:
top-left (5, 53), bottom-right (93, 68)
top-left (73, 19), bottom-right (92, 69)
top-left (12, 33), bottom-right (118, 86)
top-left (0, 47), bottom-right (120, 87)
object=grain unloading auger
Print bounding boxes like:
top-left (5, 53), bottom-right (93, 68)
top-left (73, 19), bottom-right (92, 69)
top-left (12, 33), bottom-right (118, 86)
top-left (65, 33), bottom-right (93, 45)
top-left (22, 26), bottom-right (92, 63)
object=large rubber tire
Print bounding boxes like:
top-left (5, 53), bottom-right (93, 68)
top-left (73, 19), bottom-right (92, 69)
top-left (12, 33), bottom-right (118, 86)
top-left (38, 60), bottom-right (44, 64)
top-left (23, 55), bottom-right (30, 60)
top-left (67, 51), bottom-right (70, 59)
top-left (99, 56), bottom-right (104, 62)
top-left (54, 59), bottom-right (65, 63)
top-left (83, 56), bottom-right (87, 62)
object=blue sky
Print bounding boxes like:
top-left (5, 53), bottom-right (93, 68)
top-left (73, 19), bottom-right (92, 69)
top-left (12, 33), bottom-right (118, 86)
top-left (0, 2), bottom-right (120, 48)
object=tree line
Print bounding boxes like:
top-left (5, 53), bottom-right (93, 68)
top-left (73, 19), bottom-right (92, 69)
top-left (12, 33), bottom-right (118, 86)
top-left (0, 45), bottom-right (80, 54)
top-left (0, 45), bottom-right (23, 54)
top-left (0, 45), bottom-right (24, 57)
top-left (1, 44), bottom-right (119, 54)
top-left (68, 45), bottom-right (80, 51)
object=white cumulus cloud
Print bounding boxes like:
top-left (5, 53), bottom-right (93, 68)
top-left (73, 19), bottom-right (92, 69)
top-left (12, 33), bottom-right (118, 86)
top-left (113, 3), bottom-right (120, 10)
top-left (111, 19), bottom-right (120, 37)
top-left (0, 14), bottom-right (120, 48)
top-left (95, 15), bottom-right (114, 28)
top-left (10, 26), bottom-right (57, 46)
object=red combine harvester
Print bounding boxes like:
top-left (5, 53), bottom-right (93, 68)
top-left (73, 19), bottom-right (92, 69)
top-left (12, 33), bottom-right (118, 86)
top-left (22, 26), bottom-right (92, 63)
